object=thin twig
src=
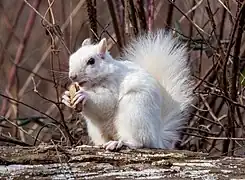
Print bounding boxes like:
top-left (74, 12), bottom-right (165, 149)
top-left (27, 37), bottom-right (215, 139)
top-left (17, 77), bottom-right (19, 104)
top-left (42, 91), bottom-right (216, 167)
top-left (106, 0), bottom-right (123, 50)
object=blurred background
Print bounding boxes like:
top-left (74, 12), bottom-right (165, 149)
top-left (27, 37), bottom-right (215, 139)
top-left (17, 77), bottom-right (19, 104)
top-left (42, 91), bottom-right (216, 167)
top-left (0, 0), bottom-right (245, 156)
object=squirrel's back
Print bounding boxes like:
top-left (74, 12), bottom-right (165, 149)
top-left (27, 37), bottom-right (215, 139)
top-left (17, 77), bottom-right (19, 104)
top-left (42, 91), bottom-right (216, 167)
top-left (121, 30), bottom-right (194, 147)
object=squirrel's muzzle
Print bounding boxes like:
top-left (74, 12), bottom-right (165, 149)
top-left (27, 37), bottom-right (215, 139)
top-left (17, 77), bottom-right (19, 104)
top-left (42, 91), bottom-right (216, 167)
top-left (69, 74), bottom-right (77, 81)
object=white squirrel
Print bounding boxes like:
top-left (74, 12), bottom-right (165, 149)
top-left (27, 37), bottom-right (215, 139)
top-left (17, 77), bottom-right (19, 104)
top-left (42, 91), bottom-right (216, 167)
top-left (62, 30), bottom-right (194, 151)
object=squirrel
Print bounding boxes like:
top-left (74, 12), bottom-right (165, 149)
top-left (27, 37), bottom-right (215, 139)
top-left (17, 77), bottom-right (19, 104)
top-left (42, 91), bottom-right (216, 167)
top-left (62, 29), bottom-right (194, 151)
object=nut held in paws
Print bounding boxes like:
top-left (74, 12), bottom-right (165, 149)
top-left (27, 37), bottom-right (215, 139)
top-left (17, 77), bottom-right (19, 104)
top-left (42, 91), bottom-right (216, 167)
top-left (69, 82), bottom-right (80, 105)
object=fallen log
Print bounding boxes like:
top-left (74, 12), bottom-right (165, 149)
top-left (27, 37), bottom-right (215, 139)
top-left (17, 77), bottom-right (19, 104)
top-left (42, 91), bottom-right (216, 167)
top-left (0, 145), bottom-right (244, 179)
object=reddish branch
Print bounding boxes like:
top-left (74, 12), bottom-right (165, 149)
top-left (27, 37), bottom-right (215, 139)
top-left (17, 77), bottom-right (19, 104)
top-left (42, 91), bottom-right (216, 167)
top-left (136, 0), bottom-right (147, 31)
top-left (106, 0), bottom-right (123, 49)
top-left (166, 0), bottom-right (175, 29)
top-left (128, 0), bottom-right (139, 36)
top-left (147, 0), bottom-right (154, 32)
top-left (224, 2), bottom-right (245, 155)
top-left (0, 0), bottom-right (41, 115)
top-left (86, 0), bottom-right (98, 42)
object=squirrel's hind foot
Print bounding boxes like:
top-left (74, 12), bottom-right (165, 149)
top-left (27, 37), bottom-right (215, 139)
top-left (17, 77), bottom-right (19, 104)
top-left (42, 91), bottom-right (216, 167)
top-left (103, 140), bottom-right (143, 151)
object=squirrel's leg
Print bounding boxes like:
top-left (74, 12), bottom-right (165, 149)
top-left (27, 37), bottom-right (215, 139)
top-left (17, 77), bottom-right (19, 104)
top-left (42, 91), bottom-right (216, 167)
top-left (75, 86), bottom-right (119, 147)
top-left (107, 91), bottom-right (161, 151)
top-left (86, 119), bottom-right (107, 146)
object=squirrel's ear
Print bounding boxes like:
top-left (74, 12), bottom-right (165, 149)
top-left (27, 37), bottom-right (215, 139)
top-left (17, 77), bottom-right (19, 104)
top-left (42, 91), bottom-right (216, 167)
top-left (97, 38), bottom-right (107, 55)
top-left (82, 38), bottom-right (91, 46)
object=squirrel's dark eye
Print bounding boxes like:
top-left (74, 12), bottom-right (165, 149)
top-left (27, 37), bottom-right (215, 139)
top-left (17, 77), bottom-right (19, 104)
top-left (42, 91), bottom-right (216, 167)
top-left (87, 58), bottom-right (95, 65)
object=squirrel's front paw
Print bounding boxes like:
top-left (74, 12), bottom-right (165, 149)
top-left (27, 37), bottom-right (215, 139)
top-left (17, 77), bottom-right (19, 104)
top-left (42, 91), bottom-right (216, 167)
top-left (62, 89), bottom-right (88, 112)
top-left (73, 89), bottom-right (88, 107)
top-left (62, 90), bottom-right (73, 108)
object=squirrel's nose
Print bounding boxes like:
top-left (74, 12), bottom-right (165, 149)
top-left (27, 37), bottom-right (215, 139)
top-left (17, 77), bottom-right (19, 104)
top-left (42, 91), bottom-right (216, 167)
top-left (69, 74), bottom-right (77, 81)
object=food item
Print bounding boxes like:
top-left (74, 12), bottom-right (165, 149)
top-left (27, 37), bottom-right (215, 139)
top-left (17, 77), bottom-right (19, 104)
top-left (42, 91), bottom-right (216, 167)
top-left (69, 82), bottom-right (79, 105)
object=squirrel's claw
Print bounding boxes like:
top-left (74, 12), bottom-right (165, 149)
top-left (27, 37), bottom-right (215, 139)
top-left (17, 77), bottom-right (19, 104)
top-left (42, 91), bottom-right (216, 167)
top-left (61, 89), bottom-right (87, 112)
top-left (103, 140), bottom-right (143, 151)
top-left (62, 92), bottom-right (73, 108)
top-left (62, 99), bottom-right (72, 108)
top-left (103, 140), bottom-right (124, 151)
top-left (62, 92), bottom-right (70, 102)
top-left (73, 90), bottom-right (88, 107)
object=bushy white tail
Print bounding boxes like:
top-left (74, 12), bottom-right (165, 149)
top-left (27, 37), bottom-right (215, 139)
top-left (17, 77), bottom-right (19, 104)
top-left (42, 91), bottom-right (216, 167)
top-left (122, 30), bottom-right (194, 147)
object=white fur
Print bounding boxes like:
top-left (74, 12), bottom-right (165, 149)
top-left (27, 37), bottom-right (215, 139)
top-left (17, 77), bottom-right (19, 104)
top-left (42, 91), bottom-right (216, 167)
top-left (65, 29), bottom-right (194, 149)
top-left (121, 30), bottom-right (194, 148)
